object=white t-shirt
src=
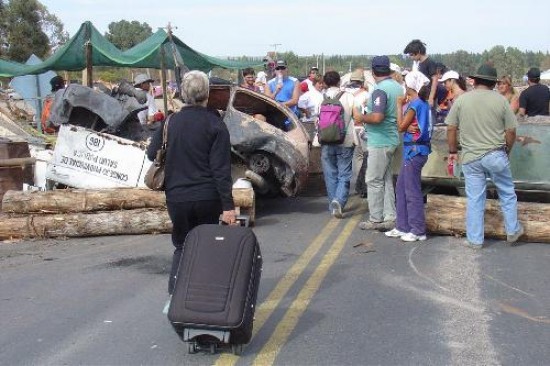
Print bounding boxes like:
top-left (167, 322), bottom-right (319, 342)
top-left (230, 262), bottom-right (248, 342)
top-left (298, 88), bottom-right (323, 121)
top-left (137, 90), bottom-right (158, 125)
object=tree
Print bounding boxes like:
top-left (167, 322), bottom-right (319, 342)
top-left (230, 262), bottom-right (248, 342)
top-left (36, 2), bottom-right (69, 53)
top-left (2, 0), bottom-right (49, 61)
top-left (104, 20), bottom-right (152, 51)
top-left (0, 0), bottom-right (68, 61)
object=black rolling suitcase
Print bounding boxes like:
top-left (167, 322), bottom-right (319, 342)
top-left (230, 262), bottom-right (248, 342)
top-left (167, 224), bottom-right (262, 355)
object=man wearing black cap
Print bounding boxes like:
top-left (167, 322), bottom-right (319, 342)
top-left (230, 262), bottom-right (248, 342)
top-left (446, 64), bottom-right (524, 249)
top-left (518, 67), bottom-right (550, 117)
top-left (264, 60), bottom-right (300, 117)
top-left (40, 75), bottom-right (66, 134)
top-left (353, 55), bottom-right (404, 231)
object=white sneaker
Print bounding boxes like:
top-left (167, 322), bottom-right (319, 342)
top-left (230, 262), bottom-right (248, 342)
top-left (385, 228), bottom-right (406, 238)
top-left (330, 200), bottom-right (343, 219)
top-left (401, 232), bottom-right (427, 242)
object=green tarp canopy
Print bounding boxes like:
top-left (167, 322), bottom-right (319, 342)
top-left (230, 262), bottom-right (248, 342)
top-left (0, 21), bottom-right (262, 77)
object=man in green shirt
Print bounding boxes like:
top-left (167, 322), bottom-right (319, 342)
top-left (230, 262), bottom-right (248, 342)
top-left (353, 56), bottom-right (404, 230)
top-left (446, 64), bottom-right (524, 249)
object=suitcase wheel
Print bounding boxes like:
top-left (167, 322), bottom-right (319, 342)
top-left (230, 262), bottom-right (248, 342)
top-left (231, 344), bottom-right (243, 355)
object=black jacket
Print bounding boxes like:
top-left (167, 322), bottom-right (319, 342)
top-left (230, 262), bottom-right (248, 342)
top-left (146, 106), bottom-right (234, 210)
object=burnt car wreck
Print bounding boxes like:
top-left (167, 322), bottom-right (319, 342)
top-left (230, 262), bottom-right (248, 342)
top-left (47, 82), bottom-right (310, 197)
top-left (47, 81), bottom-right (158, 142)
top-left (208, 85), bottom-right (310, 197)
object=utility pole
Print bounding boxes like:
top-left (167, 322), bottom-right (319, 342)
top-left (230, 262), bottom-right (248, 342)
top-left (269, 43), bottom-right (282, 60)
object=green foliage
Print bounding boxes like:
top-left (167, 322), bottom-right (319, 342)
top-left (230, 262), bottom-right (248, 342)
top-left (104, 20), bottom-right (153, 51)
top-left (2, 0), bottom-right (49, 61)
top-left (0, 0), bottom-right (68, 61)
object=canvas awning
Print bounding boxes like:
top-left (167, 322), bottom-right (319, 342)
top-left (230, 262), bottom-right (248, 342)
top-left (0, 21), bottom-right (262, 77)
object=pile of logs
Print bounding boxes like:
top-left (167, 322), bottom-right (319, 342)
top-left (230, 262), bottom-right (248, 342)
top-left (426, 194), bottom-right (549, 243)
top-left (0, 187), bottom-right (255, 240)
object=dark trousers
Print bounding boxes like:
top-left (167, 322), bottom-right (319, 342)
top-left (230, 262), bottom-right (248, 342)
top-left (395, 155), bottom-right (428, 235)
top-left (166, 199), bottom-right (222, 294)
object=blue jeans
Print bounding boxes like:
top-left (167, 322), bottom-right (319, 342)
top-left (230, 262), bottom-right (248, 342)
top-left (462, 150), bottom-right (520, 245)
top-left (321, 145), bottom-right (354, 210)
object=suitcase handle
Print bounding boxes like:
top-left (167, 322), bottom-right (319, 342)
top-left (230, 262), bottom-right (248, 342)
top-left (219, 214), bottom-right (250, 227)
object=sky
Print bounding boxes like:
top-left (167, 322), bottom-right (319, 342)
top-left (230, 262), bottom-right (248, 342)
top-left (40, 0), bottom-right (550, 58)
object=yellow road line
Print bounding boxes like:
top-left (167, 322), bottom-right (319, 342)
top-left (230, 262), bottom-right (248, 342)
top-left (214, 218), bottom-right (340, 366)
top-left (252, 216), bottom-right (360, 366)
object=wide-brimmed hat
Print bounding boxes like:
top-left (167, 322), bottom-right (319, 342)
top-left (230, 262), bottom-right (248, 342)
top-left (469, 64), bottom-right (498, 82)
top-left (350, 70), bottom-right (365, 82)
top-left (134, 73), bottom-right (154, 87)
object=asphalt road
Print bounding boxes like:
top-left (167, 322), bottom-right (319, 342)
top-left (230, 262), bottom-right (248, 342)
top-left (0, 194), bottom-right (549, 366)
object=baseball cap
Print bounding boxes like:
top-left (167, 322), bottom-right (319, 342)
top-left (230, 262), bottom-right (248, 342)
top-left (300, 81), bottom-right (309, 93)
top-left (50, 75), bottom-right (65, 89)
top-left (390, 63), bottom-right (402, 74)
top-left (527, 67), bottom-right (541, 79)
top-left (275, 60), bottom-right (288, 69)
top-left (371, 56), bottom-right (390, 72)
top-left (439, 70), bottom-right (460, 82)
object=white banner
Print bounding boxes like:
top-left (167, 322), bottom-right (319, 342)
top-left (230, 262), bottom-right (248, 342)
top-left (46, 125), bottom-right (152, 188)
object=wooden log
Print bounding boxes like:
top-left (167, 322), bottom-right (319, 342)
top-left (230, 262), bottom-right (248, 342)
top-left (425, 194), bottom-right (550, 243)
top-left (2, 187), bottom-right (255, 215)
top-left (0, 208), bottom-right (172, 240)
top-left (2, 188), bottom-right (166, 213)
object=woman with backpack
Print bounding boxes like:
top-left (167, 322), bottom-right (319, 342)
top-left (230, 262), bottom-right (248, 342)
top-left (385, 71), bottom-right (432, 242)
top-left (319, 71), bottom-right (355, 218)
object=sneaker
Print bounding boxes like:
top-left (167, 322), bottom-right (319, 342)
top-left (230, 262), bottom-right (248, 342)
top-left (385, 228), bottom-right (407, 238)
top-left (162, 295), bottom-right (172, 315)
top-left (506, 224), bottom-right (524, 245)
top-left (359, 220), bottom-right (382, 230)
top-left (376, 220), bottom-right (396, 232)
top-left (401, 232), bottom-right (428, 242)
top-left (462, 240), bottom-right (483, 250)
top-left (330, 200), bottom-right (343, 219)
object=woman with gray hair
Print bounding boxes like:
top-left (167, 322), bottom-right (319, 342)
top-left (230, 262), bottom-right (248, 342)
top-left (147, 70), bottom-right (237, 299)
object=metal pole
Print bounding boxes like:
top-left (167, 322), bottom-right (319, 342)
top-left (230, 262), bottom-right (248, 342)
top-left (85, 41), bottom-right (93, 88)
top-left (34, 74), bottom-right (43, 133)
top-left (160, 46), bottom-right (168, 115)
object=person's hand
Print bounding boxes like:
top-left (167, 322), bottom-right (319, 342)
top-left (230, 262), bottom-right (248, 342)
top-left (447, 153), bottom-right (458, 176)
top-left (352, 107), bottom-right (363, 124)
top-left (428, 97), bottom-right (435, 107)
top-left (406, 124), bottom-right (420, 134)
top-left (397, 95), bottom-right (406, 106)
top-left (221, 210), bottom-right (237, 225)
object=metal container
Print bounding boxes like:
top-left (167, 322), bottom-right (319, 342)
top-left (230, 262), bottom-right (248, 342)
top-left (0, 137), bottom-right (33, 209)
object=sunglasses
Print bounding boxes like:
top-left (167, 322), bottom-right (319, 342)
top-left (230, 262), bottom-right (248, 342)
top-left (275, 66), bottom-right (287, 70)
